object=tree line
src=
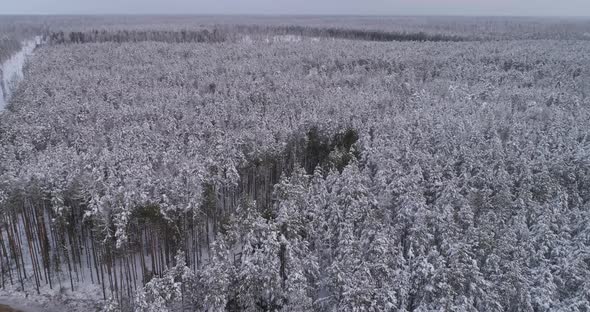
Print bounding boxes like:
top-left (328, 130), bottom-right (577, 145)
top-left (47, 29), bottom-right (227, 45)
top-left (45, 25), bottom-right (466, 46)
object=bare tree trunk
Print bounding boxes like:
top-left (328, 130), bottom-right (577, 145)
top-left (0, 228), bottom-right (14, 286)
top-left (21, 203), bottom-right (41, 294)
top-left (64, 235), bottom-right (75, 292)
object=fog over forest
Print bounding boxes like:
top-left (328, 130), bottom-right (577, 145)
top-left (3, 0), bottom-right (590, 16)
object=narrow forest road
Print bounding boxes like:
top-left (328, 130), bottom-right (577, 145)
top-left (0, 36), bottom-right (41, 109)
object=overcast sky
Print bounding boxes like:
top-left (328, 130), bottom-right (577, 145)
top-left (2, 0), bottom-right (590, 16)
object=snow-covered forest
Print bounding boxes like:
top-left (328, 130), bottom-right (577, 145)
top-left (0, 16), bottom-right (590, 311)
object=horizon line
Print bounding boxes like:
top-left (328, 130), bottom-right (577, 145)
top-left (1, 13), bottom-right (589, 19)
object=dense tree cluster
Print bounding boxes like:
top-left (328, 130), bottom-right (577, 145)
top-left (229, 25), bottom-right (466, 42)
top-left (0, 31), bottom-right (589, 312)
top-left (46, 27), bottom-right (465, 46)
top-left (47, 29), bottom-right (227, 45)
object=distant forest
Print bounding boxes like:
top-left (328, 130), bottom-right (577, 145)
top-left (45, 26), bottom-right (466, 45)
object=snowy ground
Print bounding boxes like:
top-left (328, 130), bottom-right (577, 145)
top-left (0, 36), bottom-right (40, 110)
top-left (0, 296), bottom-right (62, 312)
top-left (0, 277), bottom-right (103, 312)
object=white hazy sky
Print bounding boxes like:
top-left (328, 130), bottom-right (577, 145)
top-left (2, 0), bottom-right (590, 16)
